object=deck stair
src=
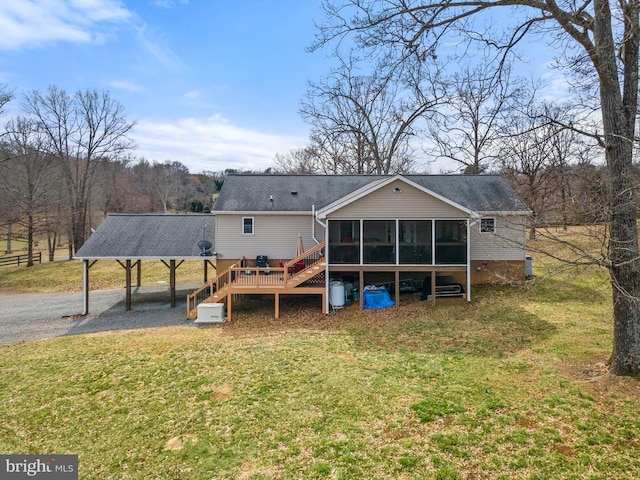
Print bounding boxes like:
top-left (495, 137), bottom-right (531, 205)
top-left (186, 242), bottom-right (326, 320)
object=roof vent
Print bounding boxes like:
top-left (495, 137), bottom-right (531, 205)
top-left (291, 191), bottom-right (298, 196)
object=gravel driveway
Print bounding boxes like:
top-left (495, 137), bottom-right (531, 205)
top-left (0, 283), bottom-right (201, 345)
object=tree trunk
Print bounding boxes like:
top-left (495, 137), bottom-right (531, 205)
top-left (5, 223), bottom-right (12, 254)
top-left (47, 231), bottom-right (56, 262)
top-left (591, 0), bottom-right (640, 375)
top-left (607, 126), bottom-right (640, 373)
top-left (26, 214), bottom-right (34, 267)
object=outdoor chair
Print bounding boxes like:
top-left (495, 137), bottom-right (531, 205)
top-left (279, 260), bottom-right (295, 274)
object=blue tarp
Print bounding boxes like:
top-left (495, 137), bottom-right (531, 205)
top-left (363, 286), bottom-right (395, 309)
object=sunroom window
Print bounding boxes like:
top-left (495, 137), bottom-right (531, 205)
top-left (363, 220), bottom-right (395, 264)
top-left (435, 220), bottom-right (467, 264)
top-left (328, 220), bottom-right (360, 264)
top-left (399, 220), bottom-right (432, 264)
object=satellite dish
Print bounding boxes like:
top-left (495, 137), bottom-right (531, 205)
top-left (198, 240), bottom-right (213, 256)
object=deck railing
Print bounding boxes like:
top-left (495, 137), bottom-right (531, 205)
top-left (186, 243), bottom-right (326, 319)
top-left (186, 261), bottom-right (238, 319)
top-left (282, 242), bottom-right (325, 282)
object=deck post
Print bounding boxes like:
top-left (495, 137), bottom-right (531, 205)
top-left (275, 293), bottom-right (280, 319)
top-left (227, 293), bottom-right (232, 322)
top-left (431, 271), bottom-right (436, 306)
top-left (360, 271), bottom-right (364, 310)
top-left (394, 271), bottom-right (400, 306)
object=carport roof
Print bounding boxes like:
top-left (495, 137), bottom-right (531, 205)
top-left (74, 214), bottom-right (215, 260)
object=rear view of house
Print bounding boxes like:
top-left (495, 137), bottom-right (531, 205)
top-left (189, 173), bottom-right (530, 320)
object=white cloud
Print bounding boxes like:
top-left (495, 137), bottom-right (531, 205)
top-left (183, 89), bottom-right (201, 100)
top-left (133, 115), bottom-right (307, 173)
top-left (0, 0), bottom-right (131, 50)
top-left (135, 22), bottom-right (186, 73)
top-left (108, 79), bottom-right (143, 91)
top-left (539, 70), bottom-right (571, 102)
top-left (151, 0), bottom-right (189, 7)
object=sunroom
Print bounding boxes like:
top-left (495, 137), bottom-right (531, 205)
top-left (327, 219), bottom-right (468, 266)
top-left (324, 216), bottom-right (472, 308)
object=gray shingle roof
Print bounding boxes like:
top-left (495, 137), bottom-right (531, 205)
top-left (213, 174), bottom-right (529, 213)
top-left (74, 214), bottom-right (215, 259)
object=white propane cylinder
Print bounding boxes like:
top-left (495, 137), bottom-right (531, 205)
top-left (330, 280), bottom-right (346, 308)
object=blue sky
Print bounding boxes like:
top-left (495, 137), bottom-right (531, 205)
top-left (0, 1), bottom-right (568, 174)
top-left (0, 0), bottom-right (330, 173)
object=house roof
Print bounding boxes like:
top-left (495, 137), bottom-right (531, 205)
top-left (74, 214), bottom-right (215, 260)
top-left (213, 174), bottom-right (529, 214)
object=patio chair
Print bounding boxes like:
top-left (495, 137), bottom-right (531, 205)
top-left (279, 260), bottom-right (295, 274)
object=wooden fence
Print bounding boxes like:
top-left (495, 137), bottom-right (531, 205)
top-left (0, 252), bottom-right (42, 267)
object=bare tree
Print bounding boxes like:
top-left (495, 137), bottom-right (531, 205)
top-left (314, 0), bottom-right (640, 374)
top-left (0, 84), bottom-right (12, 121)
top-left (274, 146), bottom-right (322, 174)
top-left (0, 117), bottom-right (57, 265)
top-left (500, 112), bottom-right (558, 240)
top-left (300, 53), bottom-right (443, 174)
top-left (23, 86), bottom-right (135, 252)
top-left (430, 61), bottom-right (531, 173)
top-left (149, 160), bottom-right (190, 213)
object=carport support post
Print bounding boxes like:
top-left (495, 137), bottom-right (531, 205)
top-left (82, 259), bottom-right (98, 315)
top-left (125, 259), bottom-right (132, 311)
top-left (136, 260), bottom-right (142, 287)
top-left (170, 260), bottom-right (176, 307)
top-left (83, 260), bottom-right (89, 315)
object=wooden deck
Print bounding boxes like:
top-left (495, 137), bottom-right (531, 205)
top-left (187, 243), bottom-right (326, 321)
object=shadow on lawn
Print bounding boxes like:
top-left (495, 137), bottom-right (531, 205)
top-left (220, 293), bottom-right (556, 359)
top-left (346, 302), bottom-right (557, 358)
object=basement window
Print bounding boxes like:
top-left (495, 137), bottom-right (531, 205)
top-left (480, 217), bottom-right (496, 234)
top-left (242, 217), bottom-right (254, 235)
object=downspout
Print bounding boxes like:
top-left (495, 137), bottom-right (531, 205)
top-left (466, 218), bottom-right (472, 303)
top-left (312, 204), bottom-right (322, 245)
top-left (313, 204), bottom-right (330, 314)
top-left (323, 213), bottom-right (330, 314)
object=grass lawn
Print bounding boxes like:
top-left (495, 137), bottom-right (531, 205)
top-left (1, 251), bottom-right (640, 478)
top-left (0, 258), bottom-right (207, 293)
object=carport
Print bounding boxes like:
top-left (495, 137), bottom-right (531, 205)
top-left (74, 214), bottom-right (215, 315)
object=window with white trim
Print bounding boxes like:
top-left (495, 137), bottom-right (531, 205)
top-left (480, 217), bottom-right (496, 233)
top-left (242, 217), bottom-right (254, 235)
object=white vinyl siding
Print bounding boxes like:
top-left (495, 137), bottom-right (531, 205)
top-left (470, 215), bottom-right (526, 261)
top-left (329, 179), bottom-right (467, 219)
top-left (216, 214), bottom-right (324, 260)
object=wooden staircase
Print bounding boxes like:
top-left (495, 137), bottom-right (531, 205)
top-left (186, 242), bottom-right (326, 320)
